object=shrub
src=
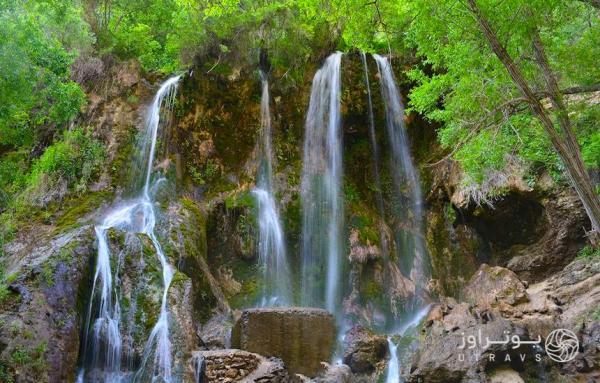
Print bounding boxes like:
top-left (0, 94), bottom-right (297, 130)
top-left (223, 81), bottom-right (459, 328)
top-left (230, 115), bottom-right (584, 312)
top-left (19, 127), bottom-right (105, 207)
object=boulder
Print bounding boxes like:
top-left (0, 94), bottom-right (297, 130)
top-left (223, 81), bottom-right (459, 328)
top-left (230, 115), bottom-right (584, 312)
top-left (488, 367), bottom-right (524, 383)
top-left (231, 307), bottom-right (336, 377)
top-left (408, 257), bottom-right (600, 382)
top-left (462, 264), bottom-right (528, 311)
top-left (312, 362), bottom-right (352, 383)
top-left (406, 301), bottom-right (534, 383)
top-left (342, 325), bottom-right (387, 373)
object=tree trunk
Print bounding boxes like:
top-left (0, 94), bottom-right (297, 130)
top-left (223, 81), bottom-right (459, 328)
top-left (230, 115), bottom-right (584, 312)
top-left (465, 0), bottom-right (600, 245)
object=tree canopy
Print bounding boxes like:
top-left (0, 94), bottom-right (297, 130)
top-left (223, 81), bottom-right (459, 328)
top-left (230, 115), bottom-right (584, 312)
top-left (0, 0), bottom-right (598, 236)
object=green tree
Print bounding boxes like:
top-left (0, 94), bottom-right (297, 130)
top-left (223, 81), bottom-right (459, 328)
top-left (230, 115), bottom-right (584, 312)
top-left (401, 0), bottom-right (600, 243)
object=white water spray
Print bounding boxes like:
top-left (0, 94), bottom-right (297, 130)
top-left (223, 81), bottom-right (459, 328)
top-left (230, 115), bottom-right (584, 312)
top-left (300, 52), bottom-right (343, 313)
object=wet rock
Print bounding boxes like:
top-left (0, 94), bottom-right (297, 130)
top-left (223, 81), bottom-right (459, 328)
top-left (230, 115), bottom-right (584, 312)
top-left (168, 272), bottom-right (198, 376)
top-left (425, 199), bottom-right (482, 297)
top-left (348, 229), bottom-right (380, 264)
top-left (231, 307), bottom-right (336, 377)
top-left (342, 325), bottom-right (387, 373)
top-left (198, 311), bottom-right (234, 349)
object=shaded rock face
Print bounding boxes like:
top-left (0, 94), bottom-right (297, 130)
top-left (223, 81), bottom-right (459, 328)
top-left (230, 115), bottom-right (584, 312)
top-left (505, 192), bottom-right (588, 282)
top-left (0, 225), bottom-right (95, 383)
top-left (191, 349), bottom-right (288, 382)
top-left (458, 190), bottom-right (587, 283)
top-left (342, 325), bottom-right (387, 373)
top-left (426, 159), bottom-right (589, 295)
top-left (231, 308), bottom-right (336, 377)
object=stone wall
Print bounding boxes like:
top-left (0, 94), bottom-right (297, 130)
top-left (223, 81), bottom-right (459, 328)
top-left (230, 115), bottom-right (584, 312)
top-left (191, 349), bottom-right (288, 382)
top-left (231, 307), bottom-right (336, 377)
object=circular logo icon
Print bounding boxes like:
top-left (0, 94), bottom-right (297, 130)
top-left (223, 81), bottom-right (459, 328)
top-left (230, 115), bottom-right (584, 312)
top-left (545, 329), bottom-right (579, 363)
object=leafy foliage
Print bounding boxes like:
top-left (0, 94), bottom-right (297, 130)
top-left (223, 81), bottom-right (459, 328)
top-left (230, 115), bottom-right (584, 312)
top-left (0, 0), bottom-right (598, 218)
top-left (19, 127), bottom-right (106, 208)
top-left (398, 0), bottom-right (599, 190)
top-left (0, 0), bottom-right (89, 149)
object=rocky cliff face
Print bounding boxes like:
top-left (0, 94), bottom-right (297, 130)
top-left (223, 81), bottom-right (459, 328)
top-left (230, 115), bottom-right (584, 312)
top-left (0, 51), bottom-right (595, 383)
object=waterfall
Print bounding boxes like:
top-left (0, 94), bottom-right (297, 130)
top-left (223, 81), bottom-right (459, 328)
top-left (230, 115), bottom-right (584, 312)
top-left (253, 72), bottom-right (292, 306)
top-left (373, 54), bottom-right (429, 310)
top-left (385, 337), bottom-right (400, 383)
top-left (384, 306), bottom-right (431, 383)
top-left (361, 51), bottom-right (392, 271)
top-left (300, 52), bottom-right (343, 313)
top-left (78, 76), bottom-right (180, 383)
top-left (361, 52), bottom-right (385, 223)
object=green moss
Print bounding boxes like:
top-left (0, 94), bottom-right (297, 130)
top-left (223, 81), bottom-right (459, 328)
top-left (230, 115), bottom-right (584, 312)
top-left (283, 194), bottom-right (301, 235)
top-left (54, 190), bottom-right (111, 233)
top-left (230, 274), bottom-right (260, 308)
top-left (5, 273), bottom-right (18, 284)
top-left (110, 126), bottom-right (137, 185)
top-left (361, 280), bottom-right (384, 301)
top-left (134, 289), bottom-right (161, 337)
top-left (0, 284), bottom-right (12, 304)
top-left (349, 211), bottom-right (380, 246)
top-left (31, 341), bottom-right (48, 374)
top-left (0, 361), bottom-right (13, 383)
top-left (443, 203), bottom-right (456, 223)
top-left (6, 341), bottom-right (47, 378)
top-left (170, 270), bottom-right (189, 290)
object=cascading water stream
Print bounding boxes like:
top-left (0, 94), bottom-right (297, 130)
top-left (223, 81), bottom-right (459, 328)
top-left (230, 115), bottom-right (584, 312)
top-left (300, 52), bottom-right (343, 314)
top-left (385, 337), bottom-right (400, 383)
top-left (78, 76), bottom-right (180, 383)
top-left (384, 305), bottom-right (431, 383)
top-left (373, 54), bottom-right (430, 312)
top-left (253, 72), bottom-right (292, 306)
